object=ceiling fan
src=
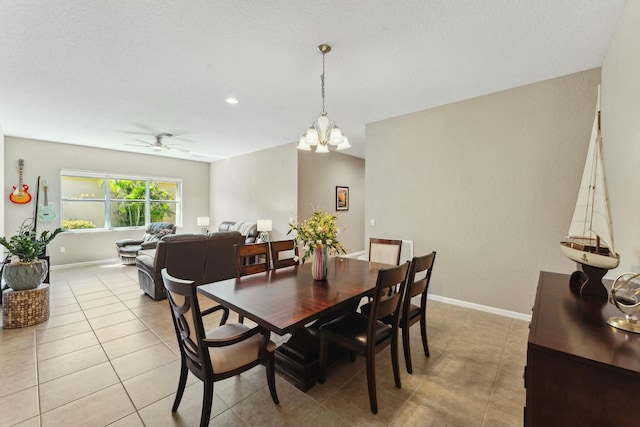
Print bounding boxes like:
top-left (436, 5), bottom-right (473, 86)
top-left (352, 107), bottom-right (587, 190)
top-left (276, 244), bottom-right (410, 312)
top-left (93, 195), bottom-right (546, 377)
top-left (126, 133), bottom-right (189, 153)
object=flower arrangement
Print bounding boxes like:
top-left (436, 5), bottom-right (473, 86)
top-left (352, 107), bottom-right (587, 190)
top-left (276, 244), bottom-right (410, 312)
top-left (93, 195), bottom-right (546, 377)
top-left (288, 209), bottom-right (346, 263)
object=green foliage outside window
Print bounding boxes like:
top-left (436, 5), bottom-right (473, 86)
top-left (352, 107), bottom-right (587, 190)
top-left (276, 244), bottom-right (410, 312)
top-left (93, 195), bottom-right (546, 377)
top-left (62, 219), bottom-right (96, 229)
top-left (103, 179), bottom-right (175, 227)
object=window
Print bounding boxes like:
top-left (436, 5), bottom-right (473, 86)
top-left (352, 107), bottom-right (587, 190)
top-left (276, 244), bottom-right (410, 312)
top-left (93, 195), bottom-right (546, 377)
top-left (60, 171), bottom-right (182, 230)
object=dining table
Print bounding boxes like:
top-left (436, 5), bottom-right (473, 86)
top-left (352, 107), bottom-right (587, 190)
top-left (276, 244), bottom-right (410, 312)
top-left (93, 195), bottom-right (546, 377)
top-left (197, 256), bottom-right (389, 391)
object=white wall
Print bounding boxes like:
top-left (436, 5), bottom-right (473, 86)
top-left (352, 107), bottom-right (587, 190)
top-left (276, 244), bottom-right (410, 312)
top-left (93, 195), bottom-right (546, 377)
top-left (366, 68), bottom-right (601, 315)
top-left (601, 0), bottom-right (640, 273)
top-left (297, 149), bottom-right (365, 254)
top-left (4, 137), bottom-right (210, 265)
top-left (209, 143), bottom-right (297, 241)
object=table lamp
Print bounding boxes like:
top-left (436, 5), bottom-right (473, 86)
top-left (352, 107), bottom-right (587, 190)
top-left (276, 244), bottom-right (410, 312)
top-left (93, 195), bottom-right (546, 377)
top-left (197, 216), bottom-right (210, 234)
top-left (257, 219), bottom-right (272, 242)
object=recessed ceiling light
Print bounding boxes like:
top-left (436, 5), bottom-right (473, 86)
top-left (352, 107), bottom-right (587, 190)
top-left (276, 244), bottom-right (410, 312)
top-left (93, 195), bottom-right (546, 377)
top-left (225, 97), bottom-right (238, 104)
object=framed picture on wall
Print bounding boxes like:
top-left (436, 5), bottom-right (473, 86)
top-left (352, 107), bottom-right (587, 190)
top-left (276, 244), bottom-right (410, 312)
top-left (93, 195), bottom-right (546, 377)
top-left (336, 186), bottom-right (349, 211)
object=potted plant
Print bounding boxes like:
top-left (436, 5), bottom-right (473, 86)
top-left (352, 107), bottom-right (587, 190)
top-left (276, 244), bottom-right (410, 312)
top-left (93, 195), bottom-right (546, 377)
top-left (0, 227), bottom-right (63, 290)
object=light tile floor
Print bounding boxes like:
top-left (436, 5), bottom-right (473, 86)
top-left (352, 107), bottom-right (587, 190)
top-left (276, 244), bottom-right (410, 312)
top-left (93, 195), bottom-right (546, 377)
top-left (0, 263), bottom-right (528, 427)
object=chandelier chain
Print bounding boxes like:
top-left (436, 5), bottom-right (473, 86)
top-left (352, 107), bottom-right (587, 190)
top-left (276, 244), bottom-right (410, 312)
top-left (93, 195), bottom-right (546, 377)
top-left (321, 51), bottom-right (326, 114)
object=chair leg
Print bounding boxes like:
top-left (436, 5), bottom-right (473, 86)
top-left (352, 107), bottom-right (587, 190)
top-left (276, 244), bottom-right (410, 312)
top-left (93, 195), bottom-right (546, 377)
top-left (318, 333), bottom-right (328, 384)
top-left (391, 334), bottom-right (402, 389)
top-left (420, 315), bottom-right (430, 357)
top-left (200, 381), bottom-right (214, 427)
top-left (172, 357), bottom-right (189, 412)
top-left (266, 353), bottom-right (279, 404)
top-left (366, 354), bottom-right (378, 414)
top-left (219, 308), bottom-right (229, 326)
top-left (402, 325), bottom-right (413, 374)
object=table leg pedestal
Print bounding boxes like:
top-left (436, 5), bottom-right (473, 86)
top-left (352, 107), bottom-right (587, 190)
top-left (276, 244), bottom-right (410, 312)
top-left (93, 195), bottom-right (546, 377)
top-left (275, 307), bottom-right (355, 391)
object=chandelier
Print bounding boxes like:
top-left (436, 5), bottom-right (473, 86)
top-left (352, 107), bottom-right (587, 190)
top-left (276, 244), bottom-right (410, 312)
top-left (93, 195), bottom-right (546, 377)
top-left (297, 44), bottom-right (350, 153)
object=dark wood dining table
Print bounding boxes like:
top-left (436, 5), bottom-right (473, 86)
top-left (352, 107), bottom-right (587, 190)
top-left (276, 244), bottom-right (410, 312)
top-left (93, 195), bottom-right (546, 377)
top-left (197, 256), bottom-right (388, 391)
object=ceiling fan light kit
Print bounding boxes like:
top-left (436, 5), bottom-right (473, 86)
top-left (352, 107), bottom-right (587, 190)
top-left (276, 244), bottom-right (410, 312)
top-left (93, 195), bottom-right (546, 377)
top-left (126, 133), bottom-right (189, 153)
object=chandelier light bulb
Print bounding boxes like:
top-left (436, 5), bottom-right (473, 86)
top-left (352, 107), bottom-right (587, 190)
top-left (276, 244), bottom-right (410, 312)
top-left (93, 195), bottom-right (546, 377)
top-left (336, 137), bottom-right (351, 150)
top-left (315, 143), bottom-right (330, 153)
top-left (297, 136), bottom-right (311, 151)
top-left (305, 127), bottom-right (320, 145)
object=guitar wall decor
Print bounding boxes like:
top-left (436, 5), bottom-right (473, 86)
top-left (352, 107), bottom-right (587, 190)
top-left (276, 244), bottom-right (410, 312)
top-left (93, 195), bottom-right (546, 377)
top-left (9, 159), bottom-right (32, 204)
top-left (38, 178), bottom-right (57, 222)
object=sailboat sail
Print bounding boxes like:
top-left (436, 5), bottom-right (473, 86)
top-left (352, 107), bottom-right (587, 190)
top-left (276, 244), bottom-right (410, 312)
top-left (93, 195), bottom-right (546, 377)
top-left (560, 86), bottom-right (619, 270)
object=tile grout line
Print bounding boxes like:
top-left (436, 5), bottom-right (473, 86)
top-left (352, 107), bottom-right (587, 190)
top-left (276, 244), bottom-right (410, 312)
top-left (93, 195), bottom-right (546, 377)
top-left (479, 318), bottom-right (514, 427)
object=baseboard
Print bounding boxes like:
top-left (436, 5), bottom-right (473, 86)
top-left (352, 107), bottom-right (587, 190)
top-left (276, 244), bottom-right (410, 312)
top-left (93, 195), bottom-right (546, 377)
top-left (50, 258), bottom-right (122, 271)
top-left (428, 293), bottom-right (532, 321)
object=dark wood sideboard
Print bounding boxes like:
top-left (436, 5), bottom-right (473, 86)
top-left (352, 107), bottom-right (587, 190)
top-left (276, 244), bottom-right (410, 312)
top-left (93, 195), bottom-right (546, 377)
top-left (525, 271), bottom-right (640, 427)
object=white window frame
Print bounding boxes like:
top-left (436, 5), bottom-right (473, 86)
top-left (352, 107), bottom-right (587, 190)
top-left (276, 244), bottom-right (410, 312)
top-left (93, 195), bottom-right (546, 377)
top-left (60, 170), bottom-right (182, 231)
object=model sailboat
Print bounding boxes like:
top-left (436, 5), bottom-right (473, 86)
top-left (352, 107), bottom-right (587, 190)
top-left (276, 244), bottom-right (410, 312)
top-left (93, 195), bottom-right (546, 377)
top-left (560, 86), bottom-right (619, 284)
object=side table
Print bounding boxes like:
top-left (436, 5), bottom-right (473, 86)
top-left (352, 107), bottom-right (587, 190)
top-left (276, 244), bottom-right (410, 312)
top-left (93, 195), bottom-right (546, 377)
top-left (2, 284), bottom-right (50, 329)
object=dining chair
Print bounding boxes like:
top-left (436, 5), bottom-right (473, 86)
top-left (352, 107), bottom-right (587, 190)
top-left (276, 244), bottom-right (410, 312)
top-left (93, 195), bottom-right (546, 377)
top-left (161, 269), bottom-right (279, 427)
top-left (318, 261), bottom-right (410, 414)
top-left (234, 242), bottom-right (271, 322)
top-left (234, 242), bottom-right (271, 277)
top-left (360, 251), bottom-right (436, 373)
top-left (269, 239), bottom-right (299, 270)
top-left (399, 251), bottom-right (436, 373)
top-left (369, 238), bottom-right (403, 265)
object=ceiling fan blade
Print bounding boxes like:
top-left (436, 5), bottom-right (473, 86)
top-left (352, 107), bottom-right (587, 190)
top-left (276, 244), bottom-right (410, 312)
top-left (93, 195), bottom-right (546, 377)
top-left (166, 144), bottom-right (190, 153)
top-left (133, 139), bottom-right (153, 146)
top-left (121, 130), bottom-right (157, 135)
top-left (125, 143), bottom-right (151, 147)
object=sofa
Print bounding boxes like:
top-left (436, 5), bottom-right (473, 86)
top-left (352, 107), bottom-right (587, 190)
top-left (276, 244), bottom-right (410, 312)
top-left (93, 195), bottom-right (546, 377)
top-left (135, 231), bottom-right (245, 300)
top-left (114, 222), bottom-right (176, 265)
top-left (218, 221), bottom-right (259, 243)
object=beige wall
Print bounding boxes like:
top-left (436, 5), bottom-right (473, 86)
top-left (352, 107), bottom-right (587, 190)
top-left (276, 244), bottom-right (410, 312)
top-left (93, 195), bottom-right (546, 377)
top-left (601, 0), bottom-right (640, 273)
top-left (4, 137), bottom-right (210, 265)
top-left (297, 149), bottom-right (365, 255)
top-left (366, 68), bottom-right (601, 315)
top-left (209, 143), bottom-right (365, 253)
top-left (209, 143), bottom-right (297, 241)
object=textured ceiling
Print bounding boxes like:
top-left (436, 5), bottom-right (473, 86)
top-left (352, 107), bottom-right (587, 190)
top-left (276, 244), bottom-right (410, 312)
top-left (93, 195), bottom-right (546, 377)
top-left (0, 0), bottom-right (625, 161)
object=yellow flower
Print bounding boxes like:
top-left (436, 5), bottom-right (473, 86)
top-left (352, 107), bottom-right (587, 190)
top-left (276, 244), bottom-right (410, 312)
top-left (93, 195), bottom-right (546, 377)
top-left (288, 208), bottom-right (346, 263)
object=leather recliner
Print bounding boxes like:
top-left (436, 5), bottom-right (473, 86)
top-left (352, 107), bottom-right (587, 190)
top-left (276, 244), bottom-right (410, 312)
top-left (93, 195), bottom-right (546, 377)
top-left (114, 222), bottom-right (176, 265)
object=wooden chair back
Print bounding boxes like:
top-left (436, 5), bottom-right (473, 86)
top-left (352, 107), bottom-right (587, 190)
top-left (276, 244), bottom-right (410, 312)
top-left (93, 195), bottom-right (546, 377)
top-left (234, 242), bottom-right (271, 277)
top-left (162, 269), bottom-right (212, 381)
top-left (404, 251), bottom-right (436, 315)
top-left (269, 240), bottom-right (299, 270)
top-left (369, 238), bottom-right (403, 265)
top-left (368, 261), bottom-right (410, 328)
